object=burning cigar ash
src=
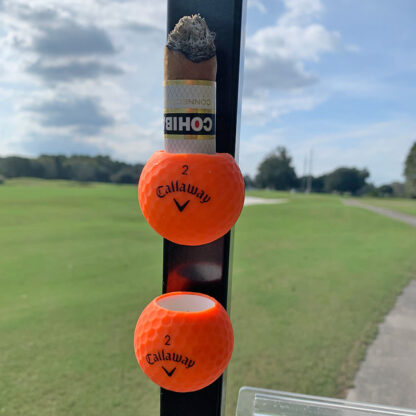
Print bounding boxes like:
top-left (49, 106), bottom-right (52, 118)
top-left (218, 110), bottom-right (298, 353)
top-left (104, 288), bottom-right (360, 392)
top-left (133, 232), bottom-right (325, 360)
top-left (167, 14), bottom-right (216, 63)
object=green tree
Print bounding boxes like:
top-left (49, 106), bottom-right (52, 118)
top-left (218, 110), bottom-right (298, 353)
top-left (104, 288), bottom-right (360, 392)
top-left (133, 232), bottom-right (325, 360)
top-left (324, 167), bottom-right (369, 195)
top-left (0, 157), bottom-right (33, 178)
top-left (65, 160), bottom-right (98, 182)
top-left (357, 183), bottom-right (379, 197)
top-left (391, 182), bottom-right (406, 198)
top-left (299, 175), bottom-right (326, 193)
top-left (404, 142), bottom-right (416, 197)
top-left (110, 167), bottom-right (140, 184)
top-left (37, 155), bottom-right (59, 179)
top-left (255, 147), bottom-right (298, 190)
top-left (378, 184), bottom-right (394, 197)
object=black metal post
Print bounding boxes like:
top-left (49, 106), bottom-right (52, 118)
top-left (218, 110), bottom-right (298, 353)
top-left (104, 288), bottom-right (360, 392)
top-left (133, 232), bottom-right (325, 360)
top-left (161, 1), bottom-right (246, 415)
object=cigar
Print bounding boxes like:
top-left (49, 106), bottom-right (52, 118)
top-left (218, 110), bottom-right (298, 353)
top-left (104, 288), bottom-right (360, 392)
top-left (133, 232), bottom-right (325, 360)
top-left (164, 15), bottom-right (217, 154)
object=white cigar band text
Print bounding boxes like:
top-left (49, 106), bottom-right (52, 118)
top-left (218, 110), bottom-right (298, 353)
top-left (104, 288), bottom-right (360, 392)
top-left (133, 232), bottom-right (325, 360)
top-left (164, 80), bottom-right (216, 141)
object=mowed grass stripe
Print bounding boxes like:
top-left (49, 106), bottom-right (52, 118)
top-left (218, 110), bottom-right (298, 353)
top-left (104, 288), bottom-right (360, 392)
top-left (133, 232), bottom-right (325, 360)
top-left (1, 180), bottom-right (161, 416)
top-left (1, 180), bottom-right (415, 416)
top-left (227, 191), bottom-right (416, 413)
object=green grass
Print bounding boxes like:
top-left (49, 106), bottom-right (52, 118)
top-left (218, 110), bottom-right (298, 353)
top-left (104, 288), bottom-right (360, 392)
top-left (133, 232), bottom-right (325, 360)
top-left (361, 197), bottom-right (416, 217)
top-left (1, 179), bottom-right (416, 416)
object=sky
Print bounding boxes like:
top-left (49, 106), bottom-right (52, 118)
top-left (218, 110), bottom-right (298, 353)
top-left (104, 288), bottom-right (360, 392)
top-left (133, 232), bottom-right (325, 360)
top-left (0, 0), bottom-right (415, 185)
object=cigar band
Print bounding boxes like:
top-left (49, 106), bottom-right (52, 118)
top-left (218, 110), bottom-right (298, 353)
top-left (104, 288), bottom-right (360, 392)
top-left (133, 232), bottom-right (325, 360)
top-left (164, 80), bottom-right (216, 140)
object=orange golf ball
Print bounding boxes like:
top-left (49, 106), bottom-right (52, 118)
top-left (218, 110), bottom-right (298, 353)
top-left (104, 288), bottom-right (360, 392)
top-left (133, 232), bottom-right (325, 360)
top-left (138, 151), bottom-right (245, 246)
top-left (134, 291), bottom-right (234, 392)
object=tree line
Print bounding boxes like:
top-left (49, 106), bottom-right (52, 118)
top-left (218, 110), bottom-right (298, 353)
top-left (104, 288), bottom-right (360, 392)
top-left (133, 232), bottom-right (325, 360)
top-left (0, 155), bottom-right (143, 184)
top-left (1, 141), bottom-right (415, 197)
top-left (244, 142), bottom-right (416, 198)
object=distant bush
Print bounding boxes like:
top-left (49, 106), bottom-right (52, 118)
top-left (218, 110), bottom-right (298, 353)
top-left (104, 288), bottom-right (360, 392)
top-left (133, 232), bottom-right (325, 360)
top-left (378, 184), bottom-right (394, 197)
top-left (390, 182), bottom-right (406, 198)
top-left (110, 167), bottom-right (140, 184)
top-left (298, 175), bottom-right (326, 193)
top-left (324, 167), bottom-right (369, 195)
top-left (0, 155), bottom-right (144, 184)
top-left (356, 183), bottom-right (378, 197)
top-left (356, 182), bottom-right (407, 198)
top-left (0, 175), bottom-right (5, 185)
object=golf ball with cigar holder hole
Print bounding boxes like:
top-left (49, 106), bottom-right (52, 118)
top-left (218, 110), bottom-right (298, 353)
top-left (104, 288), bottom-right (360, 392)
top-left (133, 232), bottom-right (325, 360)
top-left (134, 292), bottom-right (234, 392)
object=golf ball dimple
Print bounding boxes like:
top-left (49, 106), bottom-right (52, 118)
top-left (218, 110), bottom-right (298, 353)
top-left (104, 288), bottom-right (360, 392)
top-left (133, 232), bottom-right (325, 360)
top-left (138, 151), bottom-right (245, 246)
top-left (134, 291), bottom-right (234, 392)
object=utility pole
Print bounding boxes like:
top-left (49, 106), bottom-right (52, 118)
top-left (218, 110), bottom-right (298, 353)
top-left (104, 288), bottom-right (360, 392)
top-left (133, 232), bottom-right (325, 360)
top-left (303, 154), bottom-right (308, 193)
top-left (306, 149), bottom-right (313, 194)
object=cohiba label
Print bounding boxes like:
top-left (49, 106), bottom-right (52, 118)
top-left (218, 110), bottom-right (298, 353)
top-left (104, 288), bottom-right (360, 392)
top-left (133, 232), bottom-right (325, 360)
top-left (164, 113), bottom-right (215, 136)
top-left (164, 80), bottom-right (216, 140)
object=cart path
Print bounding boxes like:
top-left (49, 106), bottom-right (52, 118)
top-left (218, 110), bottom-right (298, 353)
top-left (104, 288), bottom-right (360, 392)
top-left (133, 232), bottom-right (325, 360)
top-left (244, 196), bottom-right (288, 206)
top-left (344, 199), bottom-right (416, 407)
top-left (342, 199), bottom-right (416, 228)
top-left (347, 280), bottom-right (416, 408)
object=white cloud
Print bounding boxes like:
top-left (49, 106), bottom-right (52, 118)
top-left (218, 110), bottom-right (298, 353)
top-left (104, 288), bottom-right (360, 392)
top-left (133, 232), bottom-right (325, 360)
top-left (242, 88), bottom-right (327, 125)
top-left (279, 0), bottom-right (323, 26)
top-left (2, 0), bottom-right (165, 32)
top-left (0, 0), bottom-right (166, 163)
top-left (345, 44), bottom-right (360, 53)
top-left (240, 119), bottom-right (416, 185)
top-left (243, 0), bottom-right (340, 124)
top-left (0, 0), bottom-right (342, 165)
top-left (293, 120), bottom-right (416, 184)
top-left (244, 52), bottom-right (317, 94)
top-left (248, 23), bottom-right (339, 62)
top-left (248, 0), bottom-right (267, 13)
top-left (239, 129), bottom-right (287, 177)
top-left (97, 120), bottom-right (162, 163)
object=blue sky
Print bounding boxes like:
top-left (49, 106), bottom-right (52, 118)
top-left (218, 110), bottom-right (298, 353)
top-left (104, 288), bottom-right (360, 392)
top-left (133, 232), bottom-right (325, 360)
top-left (0, 0), bottom-right (415, 184)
